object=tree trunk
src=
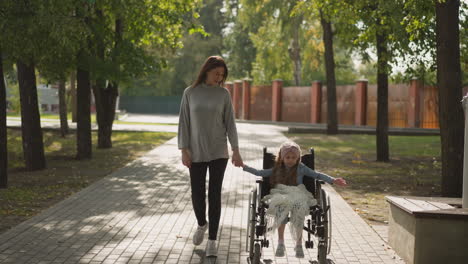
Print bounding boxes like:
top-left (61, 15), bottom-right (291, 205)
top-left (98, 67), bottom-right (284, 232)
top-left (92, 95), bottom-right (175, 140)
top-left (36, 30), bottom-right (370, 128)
top-left (17, 61), bottom-right (46, 170)
top-left (288, 15), bottom-right (302, 86)
top-left (376, 31), bottom-right (389, 162)
top-left (320, 10), bottom-right (338, 135)
top-left (93, 17), bottom-right (121, 148)
top-left (76, 64), bottom-right (92, 159)
top-left (92, 9), bottom-right (109, 148)
top-left (0, 50), bottom-right (7, 188)
top-left (436, 0), bottom-right (463, 197)
top-left (58, 80), bottom-right (68, 137)
top-left (94, 81), bottom-right (118, 148)
top-left (70, 71), bottom-right (77, 123)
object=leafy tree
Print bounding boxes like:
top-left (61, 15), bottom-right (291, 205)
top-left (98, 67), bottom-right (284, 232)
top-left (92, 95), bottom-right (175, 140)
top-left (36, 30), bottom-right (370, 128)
top-left (0, 0), bottom-right (85, 169)
top-left (339, 0), bottom-right (410, 162)
top-left (1, 0), bottom-right (88, 163)
top-left (393, 0), bottom-right (466, 84)
top-left (240, 0), bottom-right (305, 85)
top-left (398, 0), bottom-right (465, 196)
top-left (293, 0), bottom-right (354, 134)
top-left (142, 0), bottom-right (222, 96)
top-left (249, 17), bottom-right (295, 84)
top-left (238, 0), bottom-right (358, 87)
top-left (76, 0), bottom-right (202, 148)
top-left (223, 0), bottom-right (256, 80)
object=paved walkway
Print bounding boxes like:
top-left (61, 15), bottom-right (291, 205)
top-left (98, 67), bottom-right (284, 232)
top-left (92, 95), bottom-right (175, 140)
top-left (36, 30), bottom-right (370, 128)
top-left (1, 116), bottom-right (405, 264)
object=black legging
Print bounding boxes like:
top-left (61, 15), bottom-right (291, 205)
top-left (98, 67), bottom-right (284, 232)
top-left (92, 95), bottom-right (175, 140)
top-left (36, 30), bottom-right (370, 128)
top-left (189, 158), bottom-right (228, 240)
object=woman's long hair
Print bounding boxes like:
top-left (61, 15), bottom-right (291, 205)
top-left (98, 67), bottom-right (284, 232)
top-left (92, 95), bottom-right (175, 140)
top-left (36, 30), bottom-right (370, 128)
top-left (192, 56), bottom-right (228, 88)
top-left (269, 151), bottom-right (299, 187)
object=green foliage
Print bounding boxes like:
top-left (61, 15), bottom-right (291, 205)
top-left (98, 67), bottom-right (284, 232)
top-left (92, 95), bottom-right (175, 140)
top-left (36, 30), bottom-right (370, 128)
top-left (237, 0), bottom-right (360, 85)
top-left (391, 63), bottom-right (437, 85)
top-left (355, 61), bottom-right (377, 84)
top-left (239, 0), bottom-right (303, 84)
top-left (223, 0), bottom-right (256, 80)
top-left (3, 65), bottom-right (20, 112)
top-left (123, 0), bottom-right (224, 96)
top-left (84, 0), bottom-right (203, 85)
top-left (5, 82), bottom-right (20, 113)
top-left (0, 0), bottom-right (202, 93)
top-left (384, 0), bottom-right (466, 82)
top-left (250, 17), bottom-right (293, 84)
top-left (0, 0), bottom-right (87, 81)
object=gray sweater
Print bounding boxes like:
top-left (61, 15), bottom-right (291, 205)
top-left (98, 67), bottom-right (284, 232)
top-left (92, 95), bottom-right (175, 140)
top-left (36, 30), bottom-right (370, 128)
top-left (243, 163), bottom-right (335, 185)
top-left (178, 84), bottom-right (239, 162)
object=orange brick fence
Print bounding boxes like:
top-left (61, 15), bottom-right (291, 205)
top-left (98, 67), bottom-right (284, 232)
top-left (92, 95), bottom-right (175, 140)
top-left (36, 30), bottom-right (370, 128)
top-left (225, 79), bottom-right (468, 129)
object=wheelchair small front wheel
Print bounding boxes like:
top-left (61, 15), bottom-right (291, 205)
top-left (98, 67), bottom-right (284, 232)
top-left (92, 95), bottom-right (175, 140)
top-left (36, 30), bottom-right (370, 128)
top-left (318, 243), bottom-right (327, 264)
top-left (252, 243), bottom-right (261, 264)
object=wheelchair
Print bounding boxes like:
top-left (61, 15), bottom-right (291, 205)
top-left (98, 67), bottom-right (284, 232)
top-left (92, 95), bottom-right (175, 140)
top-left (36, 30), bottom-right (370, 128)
top-left (246, 147), bottom-right (332, 264)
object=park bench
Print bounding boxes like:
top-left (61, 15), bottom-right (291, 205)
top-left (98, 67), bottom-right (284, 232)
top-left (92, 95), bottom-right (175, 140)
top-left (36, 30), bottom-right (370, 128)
top-left (386, 196), bottom-right (468, 264)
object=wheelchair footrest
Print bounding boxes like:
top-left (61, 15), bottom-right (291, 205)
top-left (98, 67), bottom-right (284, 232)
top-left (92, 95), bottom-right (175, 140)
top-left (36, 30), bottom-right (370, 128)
top-left (305, 240), bottom-right (314, 249)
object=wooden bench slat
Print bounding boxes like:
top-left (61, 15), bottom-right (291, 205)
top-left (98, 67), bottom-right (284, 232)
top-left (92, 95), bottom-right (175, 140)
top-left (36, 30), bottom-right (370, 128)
top-left (426, 201), bottom-right (454, 210)
top-left (407, 198), bottom-right (440, 211)
top-left (400, 196), bottom-right (462, 207)
top-left (386, 196), bottom-right (426, 214)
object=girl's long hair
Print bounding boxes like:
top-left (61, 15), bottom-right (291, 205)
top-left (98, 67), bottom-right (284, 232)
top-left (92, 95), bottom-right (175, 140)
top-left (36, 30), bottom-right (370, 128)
top-left (192, 56), bottom-right (228, 88)
top-left (269, 151), bottom-right (299, 187)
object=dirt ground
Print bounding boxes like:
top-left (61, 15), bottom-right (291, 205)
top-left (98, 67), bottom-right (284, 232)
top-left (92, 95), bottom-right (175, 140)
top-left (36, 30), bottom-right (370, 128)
top-left (0, 130), bottom-right (175, 234)
top-left (291, 134), bottom-right (442, 226)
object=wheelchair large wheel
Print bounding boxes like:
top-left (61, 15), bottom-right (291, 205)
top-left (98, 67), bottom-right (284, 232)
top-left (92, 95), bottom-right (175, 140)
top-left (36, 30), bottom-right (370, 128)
top-left (317, 189), bottom-right (331, 264)
top-left (246, 189), bottom-right (257, 259)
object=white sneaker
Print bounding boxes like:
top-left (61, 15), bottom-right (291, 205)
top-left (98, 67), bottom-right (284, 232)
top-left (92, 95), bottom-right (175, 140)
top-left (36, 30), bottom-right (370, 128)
top-left (192, 223), bottom-right (208, 246)
top-left (295, 245), bottom-right (304, 258)
top-left (206, 239), bottom-right (217, 257)
top-left (275, 243), bottom-right (285, 257)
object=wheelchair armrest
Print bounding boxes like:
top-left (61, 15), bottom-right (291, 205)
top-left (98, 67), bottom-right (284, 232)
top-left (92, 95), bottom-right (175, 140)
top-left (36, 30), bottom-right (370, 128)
top-left (317, 180), bottom-right (325, 185)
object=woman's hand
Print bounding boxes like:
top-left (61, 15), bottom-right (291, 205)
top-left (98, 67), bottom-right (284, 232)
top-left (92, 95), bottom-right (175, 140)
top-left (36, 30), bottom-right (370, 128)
top-left (333, 178), bottom-right (347, 186)
top-left (231, 148), bottom-right (244, 167)
top-left (181, 149), bottom-right (192, 168)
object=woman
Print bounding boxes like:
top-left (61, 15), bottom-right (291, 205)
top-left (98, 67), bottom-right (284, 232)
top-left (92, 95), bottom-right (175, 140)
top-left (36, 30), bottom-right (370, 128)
top-left (178, 56), bottom-right (243, 257)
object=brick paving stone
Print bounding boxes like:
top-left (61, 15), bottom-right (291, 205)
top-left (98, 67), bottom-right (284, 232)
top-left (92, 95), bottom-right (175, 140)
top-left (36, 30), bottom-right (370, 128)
top-left (0, 122), bottom-right (406, 264)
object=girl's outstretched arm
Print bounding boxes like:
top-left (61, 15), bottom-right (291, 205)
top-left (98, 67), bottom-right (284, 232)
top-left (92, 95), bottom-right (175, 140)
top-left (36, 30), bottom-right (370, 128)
top-left (301, 164), bottom-right (347, 186)
top-left (242, 165), bottom-right (273, 177)
top-left (301, 163), bottom-right (335, 184)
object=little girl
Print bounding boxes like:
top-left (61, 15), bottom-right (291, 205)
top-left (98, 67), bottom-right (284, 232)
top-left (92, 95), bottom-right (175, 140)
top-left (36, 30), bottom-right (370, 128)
top-left (242, 141), bottom-right (347, 258)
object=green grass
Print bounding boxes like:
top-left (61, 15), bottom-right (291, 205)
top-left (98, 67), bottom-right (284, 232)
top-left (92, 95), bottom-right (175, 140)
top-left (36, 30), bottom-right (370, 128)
top-left (7, 112), bottom-right (176, 126)
top-left (114, 120), bottom-right (176, 126)
top-left (1, 128), bottom-right (176, 233)
top-left (7, 128), bottom-right (175, 169)
top-left (288, 133), bottom-right (441, 224)
top-left (291, 134), bottom-right (440, 158)
top-left (8, 112), bottom-right (97, 123)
